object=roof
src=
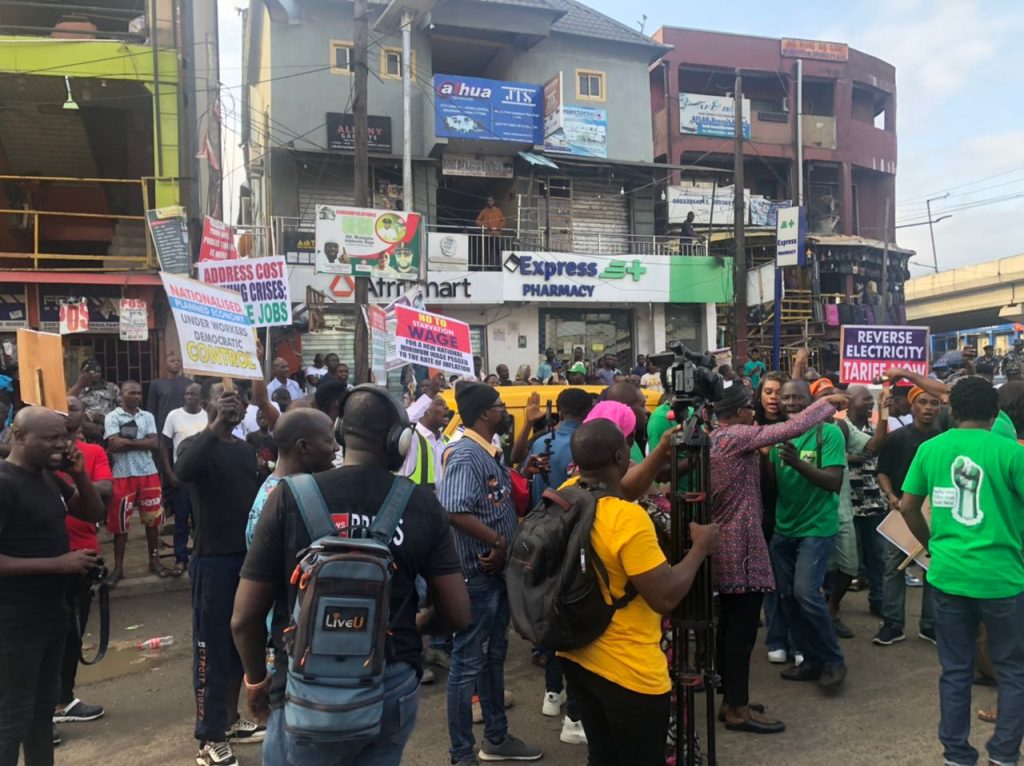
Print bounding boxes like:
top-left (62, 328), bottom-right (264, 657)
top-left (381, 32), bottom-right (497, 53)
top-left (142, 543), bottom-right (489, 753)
top-left (808, 234), bottom-right (914, 256)
top-left (547, 0), bottom-right (667, 51)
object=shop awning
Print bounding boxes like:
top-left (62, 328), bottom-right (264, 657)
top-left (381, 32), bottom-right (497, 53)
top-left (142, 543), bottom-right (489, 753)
top-left (517, 151), bottom-right (560, 170)
top-left (0, 271), bottom-right (164, 285)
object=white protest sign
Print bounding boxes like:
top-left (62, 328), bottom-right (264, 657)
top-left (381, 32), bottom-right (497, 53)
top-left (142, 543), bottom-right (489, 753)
top-left (197, 256), bottom-right (292, 327)
top-left (160, 272), bottom-right (261, 380)
top-left (392, 306), bottom-right (473, 375)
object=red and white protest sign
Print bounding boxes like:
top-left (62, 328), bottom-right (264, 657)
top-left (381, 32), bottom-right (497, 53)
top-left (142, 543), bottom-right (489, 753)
top-left (58, 298), bottom-right (89, 334)
top-left (198, 216), bottom-right (237, 262)
top-left (392, 306), bottom-right (472, 375)
top-left (118, 298), bottom-right (149, 341)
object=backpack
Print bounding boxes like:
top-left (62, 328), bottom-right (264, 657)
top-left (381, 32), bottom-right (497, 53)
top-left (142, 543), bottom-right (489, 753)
top-left (281, 473), bottom-right (414, 742)
top-left (507, 482), bottom-right (636, 652)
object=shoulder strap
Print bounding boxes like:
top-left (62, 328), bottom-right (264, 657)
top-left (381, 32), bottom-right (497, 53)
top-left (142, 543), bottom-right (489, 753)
top-left (573, 483), bottom-right (638, 608)
top-left (284, 474), bottom-right (335, 541)
top-left (368, 476), bottom-right (415, 546)
top-left (815, 423), bottom-right (824, 468)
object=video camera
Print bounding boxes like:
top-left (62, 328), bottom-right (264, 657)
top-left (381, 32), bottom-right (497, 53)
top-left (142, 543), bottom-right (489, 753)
top-left (648, 341), bottom-right (724, 413)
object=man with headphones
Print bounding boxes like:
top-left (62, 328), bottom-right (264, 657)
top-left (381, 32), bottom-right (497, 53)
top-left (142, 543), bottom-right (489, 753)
top-left (233, 385), bottom-right (470, 766)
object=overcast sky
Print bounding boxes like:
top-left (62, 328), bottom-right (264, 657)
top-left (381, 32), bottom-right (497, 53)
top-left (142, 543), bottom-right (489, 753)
top-left (217, 0), bottom-right (1024, 275)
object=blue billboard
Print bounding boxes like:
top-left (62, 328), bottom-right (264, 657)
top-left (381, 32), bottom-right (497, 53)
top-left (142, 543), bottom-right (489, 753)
top-left (433, 75), bottom-right (542, 144)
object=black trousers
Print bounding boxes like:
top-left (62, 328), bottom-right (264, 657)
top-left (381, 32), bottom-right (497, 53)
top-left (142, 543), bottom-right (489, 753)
top-left (0, 621), bottom-right (67, 766)
top-left (715, 592), bottom-right (765, 708)
top-left (60, 574), bottom-right (92, 705)
top-left (562, 659), bottom-right (671, 766)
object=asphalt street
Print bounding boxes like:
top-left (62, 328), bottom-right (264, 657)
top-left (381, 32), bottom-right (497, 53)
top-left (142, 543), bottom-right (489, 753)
top-left (52, 583), bottom-right (994, 766)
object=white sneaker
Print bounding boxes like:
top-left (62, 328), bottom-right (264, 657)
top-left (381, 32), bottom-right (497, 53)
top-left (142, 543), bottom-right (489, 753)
top-left (559, 716), bottom-right (587, 745)
top-left (542, 690), bottom-right (566, 717)
top-left (767, 649), bottom-right (788, 664)
top-left (794, 653), bottom-right (805, 667)
top-left (196, 741), bottom-right (237, 766)
top-left (226, 717), bottom-right (265, 744)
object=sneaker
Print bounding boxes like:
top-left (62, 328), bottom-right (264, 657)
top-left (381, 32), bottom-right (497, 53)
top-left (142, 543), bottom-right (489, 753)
top-left (559, 716), bottom-right (587, 745)
top-left (226, 718), bottom-right (265, 744)
top-left (919, 628), bottom-right (937, 646)
top-left (52, 724), bottom-right (61, 747)
top-left (780, 663), bottom-right (821, 682)
top-left (478, 734), bottom-right (543, 761)
top-left (196, 740), bottom-right (237, 766)
top-left (819, 663), bottom-right (848, 689)
top-left (832, 617), bottom-right (855, 639)
top-left (421, 667), bottom-right (436, 685)
top-left (767, 649), bottom-right (788, 664)
top-left (905, 572), bottom-right (923, 587)
top-left (424, 646), bottom-right (452, 669)
top-left (53, 698), bottom-right (105, 723)
top-left (793, 652), bottom-right (805, 666)
top-left (873, 624), bottom-right (907, 646)
top-left (542, 690), bottom-right (566, 717)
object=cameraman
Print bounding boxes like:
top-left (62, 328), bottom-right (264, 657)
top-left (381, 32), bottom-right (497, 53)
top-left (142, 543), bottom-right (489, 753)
top-left (53, 397), bottom-right (113, 733)
top-left (0, 407), bottom-right (105, 766)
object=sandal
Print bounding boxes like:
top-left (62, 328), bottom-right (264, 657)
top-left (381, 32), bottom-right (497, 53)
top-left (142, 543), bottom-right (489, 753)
top-left (149, 561), bottom-right (171, 579)
top-left (170, 562), bottom-right (186, 578)
top-left (977, 706), bottom-right (997, 723)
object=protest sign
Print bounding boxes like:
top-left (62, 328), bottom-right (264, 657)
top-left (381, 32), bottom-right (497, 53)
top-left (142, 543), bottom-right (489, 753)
top-left (160, 272), bottom-right (261, 380)
top-left (58, 298), bottom-right (90, 335)
top-left (314, 205), bottom-right (421, 280)
top-left (392, 306), bottom-right (472, 375)
top-left (840, 325), bottom-right (929, 385)
top-left (197, 256), bottom-right (291, 327)
top-left (367, 305), bottom-right (387, 384)
top-left (146, 206), bottom-right (191, 274)
top-left (198, 216), bottom-right (238, 262)
top-left (118, 298), bottom-right (149, 341)
top-left (16, 329), bottom-right (67, 412)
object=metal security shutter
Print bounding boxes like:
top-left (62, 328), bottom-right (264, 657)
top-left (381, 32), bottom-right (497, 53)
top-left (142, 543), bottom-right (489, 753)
top-left (572, 178), bottom-right (630, 254)
top-left (301, 326), bottom-right (355, 369)
top-left (297, 161), bottom-right (355, 228)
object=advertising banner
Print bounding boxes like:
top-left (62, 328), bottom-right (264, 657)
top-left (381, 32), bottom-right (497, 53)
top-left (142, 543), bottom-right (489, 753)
top-left (781, 38), bottom-right (849, 62)
top-left (282, 228), bottom-right (316, 265)
top-left (679, 93), bottom-right (751, 139)
top-left (427, 232), bottom-right (470, 271)
top-left (0, 287), bottom-right (27, 329)
top-left (392, 305), bottom-right (473, 375)
top-left (441, 153), bottom-right (514, 178)
top-left (502, 252), bottom-right (670, 303)
top-left (160, 272), bottom-right (261, 380)
top-left (326, 113), bottom-right (393, 153)
top-left (433, 74), bottom-right (542, 144)
top-left (291, 268), bottom-right (501, 305)
top-left (198, 256), bottom-right (292, 327)
top-left (542, 73), bottom-right (563, 140)
top-left (146, 206), bottom-right (191, 274)
top-left (544, 105), bottom-right (607, 158)
top-left (40, 287), bottom-right (123, 333)
top-left (315, 205), bottom-right (421, 280)
top-left (367, 304), bottom-right (388, 384)
top-left (667, 185), bottom-right (743, 225)
top-left (839, 325), bottom-right (930, 385)
top-left (58, 298), bottom-right (90, 335)
top-left (198, 216), bottom-right (237, 262)
top-left (775, 206), bottom-right (807, 267)
top-left (118, 298), bottom-right (149, 341)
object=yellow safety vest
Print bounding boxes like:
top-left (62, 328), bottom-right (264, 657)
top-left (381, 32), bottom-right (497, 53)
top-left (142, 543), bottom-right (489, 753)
top-left (409, 431), bottom-right (442, 489)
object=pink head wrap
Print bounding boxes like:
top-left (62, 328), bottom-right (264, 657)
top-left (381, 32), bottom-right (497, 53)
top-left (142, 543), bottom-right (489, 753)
top-left (584, 400), bottom-right (637, 439)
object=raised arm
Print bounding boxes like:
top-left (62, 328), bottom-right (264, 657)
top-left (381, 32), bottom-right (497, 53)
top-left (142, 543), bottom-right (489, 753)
top-left (745, 396), bottom-right (842, 452)
top-left (886, 367), bottom-right (948, 400)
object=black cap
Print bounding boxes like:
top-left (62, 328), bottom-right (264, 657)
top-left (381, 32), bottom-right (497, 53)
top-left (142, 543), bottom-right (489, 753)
top-left (455, 381), bottom-right (500, 427)
top-left (714, 381), bottom-right (752, 415)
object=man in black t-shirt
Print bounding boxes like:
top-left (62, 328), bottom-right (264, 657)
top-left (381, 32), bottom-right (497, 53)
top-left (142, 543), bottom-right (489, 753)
top-left (146, 351), bottom-right (194, 433)
top-left (875, 387), bottom-right (941, 647)
top-left (232, 387), bottom-right (469, 766)
top-left (176, 385), bottom-right (262, 766)
top-left (0, 407), bottom-right (104, 766)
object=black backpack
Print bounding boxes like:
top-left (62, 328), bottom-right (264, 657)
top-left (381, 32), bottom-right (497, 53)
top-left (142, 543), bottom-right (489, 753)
top-left (507, 482), bottom-right (636, 651)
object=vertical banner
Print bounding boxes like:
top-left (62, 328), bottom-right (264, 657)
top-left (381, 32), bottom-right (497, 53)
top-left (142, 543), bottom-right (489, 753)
top-left (118, 298), bottom-right (149, 341)
top-left (776, 206), bottom-right (807, 267)
top-left (58, 298), bottom-right (90, 335)
top-left (839, 325), bottom-right (930, 385)
top-left (146, 206), bottom-right (191, 274)
top-left (543, 73), bottom-right (563, 142)
top-left (197, 256), bottom-right (292, 327)
top-left (198, 217), bottom-right (238, 262)
top-left (391, 306), bottom-right (473, 375)
top-left (367, 305), bottom-right (388, 384)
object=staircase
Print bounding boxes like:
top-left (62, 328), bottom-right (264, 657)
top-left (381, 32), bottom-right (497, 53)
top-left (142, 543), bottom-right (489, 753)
top-left (104, 219), bottom-right (150, 270)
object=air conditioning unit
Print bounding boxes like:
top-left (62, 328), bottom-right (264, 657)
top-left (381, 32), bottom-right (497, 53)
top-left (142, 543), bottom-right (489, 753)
top-left (781, 97), bottom-right (790, 113)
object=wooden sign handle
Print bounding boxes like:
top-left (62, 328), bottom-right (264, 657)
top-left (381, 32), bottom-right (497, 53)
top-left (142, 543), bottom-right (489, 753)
top-left (898, 544), bottom-right (925, 571)
top-left (35, 368), bottom-right (45, 408)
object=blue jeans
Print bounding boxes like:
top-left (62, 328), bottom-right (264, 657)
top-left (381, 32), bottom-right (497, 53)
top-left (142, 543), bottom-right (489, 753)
top-left (854, 514), bottom-right (886, 610)
top-left (447, 575), bottom-right (510, 763)
top-left (763, 589), bottom-right (798, 655)
top-left (882, 540), bottom-right (934, 632)
top-left (769, 533), bottom-right (844, 669)
top-left (262, 662), bottom-right (419, 766)
top-left (170, 483), bottom-right (192, 565)
top-left (932, 588), bottom-right (1024, 766)
top-left (541, 648), bottom-right (581, 721)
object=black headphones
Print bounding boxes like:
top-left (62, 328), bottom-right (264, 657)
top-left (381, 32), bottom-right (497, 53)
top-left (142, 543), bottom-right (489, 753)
top-left (338, 384), bottom-right (414, 471)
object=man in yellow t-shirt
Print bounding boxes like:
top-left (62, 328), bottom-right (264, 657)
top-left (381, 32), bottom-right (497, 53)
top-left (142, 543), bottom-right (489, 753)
top-left (557, 419), bottom-right (718, 766)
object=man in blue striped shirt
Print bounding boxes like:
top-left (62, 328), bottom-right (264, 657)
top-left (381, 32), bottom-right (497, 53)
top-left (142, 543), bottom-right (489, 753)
top-left (439, 382), bottom-right (542, 765)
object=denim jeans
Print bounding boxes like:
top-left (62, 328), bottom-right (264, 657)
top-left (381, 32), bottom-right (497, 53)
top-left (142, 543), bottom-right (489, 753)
top-left (881, 540), bottom-right (934, 632)
top-left (170, 483), bottom-right (192, 565)
top-left (769, 533), bottom-right (844, 669)
top-left (541, 648), bottom-right (581, 721)
top-left (262, 662), bottom-right (419, 766)
top-left (853, 514), bottom-right (886, 610)
top-left (447, 574), bottom-right (510, 763)
top-left (932, 588), bottom-right (1024, 766)
top-left (763, 589), bottom-right (799, 655)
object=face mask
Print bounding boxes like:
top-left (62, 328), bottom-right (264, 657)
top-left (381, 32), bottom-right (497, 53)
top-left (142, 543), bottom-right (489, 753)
top-left (496, 411), bottom-right (514, 435)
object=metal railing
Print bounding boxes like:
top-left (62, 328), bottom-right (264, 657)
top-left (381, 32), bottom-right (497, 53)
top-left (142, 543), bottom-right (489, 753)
top-left (0, 174), bottom-right (180, 271)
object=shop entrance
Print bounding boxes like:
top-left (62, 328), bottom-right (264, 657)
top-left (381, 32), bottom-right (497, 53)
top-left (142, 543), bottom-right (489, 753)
top-left (540, 308), bottom-right (634, 371)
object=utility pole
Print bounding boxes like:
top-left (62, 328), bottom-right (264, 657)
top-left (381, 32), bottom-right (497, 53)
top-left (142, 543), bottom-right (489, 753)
top-left (881, 196), bottom-right (891, 322)
top-left (733, 69), bottom-right (747, 361)
top-left (353, 0), bottom-right (370, 384)
top-left (926, 192), bottom-right (948, 274)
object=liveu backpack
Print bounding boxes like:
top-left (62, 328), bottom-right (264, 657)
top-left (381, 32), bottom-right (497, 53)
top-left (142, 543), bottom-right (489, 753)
top-left (281, 473), bottom-right (414, 742)
top-left (507, 482), bottom-right (636, 652)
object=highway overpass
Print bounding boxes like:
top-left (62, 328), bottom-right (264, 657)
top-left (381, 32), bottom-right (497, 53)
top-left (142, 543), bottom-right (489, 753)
top-left (906, 253), bottom-right (1024, 333)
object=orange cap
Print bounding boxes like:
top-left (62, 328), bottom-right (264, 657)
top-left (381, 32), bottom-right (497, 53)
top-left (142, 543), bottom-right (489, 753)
top-left (810, 378), bottom-right (835, 397)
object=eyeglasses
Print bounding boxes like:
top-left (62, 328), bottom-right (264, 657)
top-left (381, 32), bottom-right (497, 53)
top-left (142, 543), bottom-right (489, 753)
top-left (487, 404), bottom-right (507, 412)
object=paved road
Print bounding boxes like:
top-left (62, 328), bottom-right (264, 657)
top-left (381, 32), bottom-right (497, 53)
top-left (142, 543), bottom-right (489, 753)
top-left (54, 584), bottom-right (995, 765)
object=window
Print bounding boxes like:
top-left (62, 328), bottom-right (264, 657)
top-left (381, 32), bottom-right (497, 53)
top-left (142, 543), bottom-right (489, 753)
top-left (330, 41), bottom-right (353, 75)
top-left (381, 47), bottom-right (414, 80)
top-left (575, 69), bottom-right (605, 102)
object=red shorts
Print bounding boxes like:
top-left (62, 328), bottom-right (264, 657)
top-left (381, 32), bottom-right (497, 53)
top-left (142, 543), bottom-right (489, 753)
top-left (108, 474), bottom-right (164, 534)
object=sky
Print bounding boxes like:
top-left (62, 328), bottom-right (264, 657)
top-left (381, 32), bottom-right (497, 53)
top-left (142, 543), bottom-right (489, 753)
top-left (216, 0), bottom-right (1024, 275)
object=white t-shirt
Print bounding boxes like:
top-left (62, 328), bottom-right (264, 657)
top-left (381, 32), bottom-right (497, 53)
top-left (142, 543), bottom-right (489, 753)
top-left (267, 377), bottom-right (303, 402)
top-left (304, 365), bottom-right (328, 394)
top-left (640, 372), bottom-right (664, 393)
top-left (162, 407), bottom-right (209, 459)
top-left (888, 413), bottom-right (913, 432)
top-left (233, 402), bottom-right (281, 439)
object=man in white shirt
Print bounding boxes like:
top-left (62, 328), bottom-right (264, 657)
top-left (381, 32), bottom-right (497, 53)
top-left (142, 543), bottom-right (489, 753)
top-left (160, 382), bottom-right (209, 574)
top-left (266, 358), bottom-right (303, 403)
top-left (304, 354), bottom-right (327, 395)
top-left (398, 395), bottom-right (449, 490)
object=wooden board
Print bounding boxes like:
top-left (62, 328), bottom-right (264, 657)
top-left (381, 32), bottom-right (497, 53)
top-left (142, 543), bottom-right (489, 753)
top-left (16, 329), bottom-right (68, 413)
top-left (876, 502), bottom-right (931, 571)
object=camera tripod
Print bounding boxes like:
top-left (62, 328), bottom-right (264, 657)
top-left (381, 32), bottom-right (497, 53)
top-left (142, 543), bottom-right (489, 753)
top-left (668, 399), bottom-right (717, 766)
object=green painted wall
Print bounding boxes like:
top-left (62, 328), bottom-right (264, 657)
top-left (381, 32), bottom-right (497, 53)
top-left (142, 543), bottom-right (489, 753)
top-left (670, 256), bottom-right (734, 303)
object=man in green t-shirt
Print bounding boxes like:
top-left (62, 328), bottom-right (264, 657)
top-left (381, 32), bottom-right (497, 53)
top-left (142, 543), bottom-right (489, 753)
top-left (768, 380), bottom-right (848, 689)
top-left (742, 347), bottom-right (768, 390)
top-left (899, 377), bottom-right (1024, 766)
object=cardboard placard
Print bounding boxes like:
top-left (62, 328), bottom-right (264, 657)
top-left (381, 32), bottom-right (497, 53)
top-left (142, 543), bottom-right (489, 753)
top-left (367, 304), bottom-right (387, 385)
top-left (877, 504), bottom-right (932, 571)
top-left (198, 216), bottom-right (237, 262)
top-left (197, 256), bottom-right (292, 327)
top-left (16, 329), bottom-right (68, 413)
top-left (392, 306), bottom-right (472, 375)
top-left (840, 325), bottom-right (930, 385)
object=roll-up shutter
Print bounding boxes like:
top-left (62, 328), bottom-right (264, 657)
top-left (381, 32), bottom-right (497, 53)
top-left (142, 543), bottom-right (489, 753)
top-left (571, 178), bottom-right (630, 254)
top-left (297, 162), bottom-right (355, 228)
top-left (301, 326), bottom-right (355, 369)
